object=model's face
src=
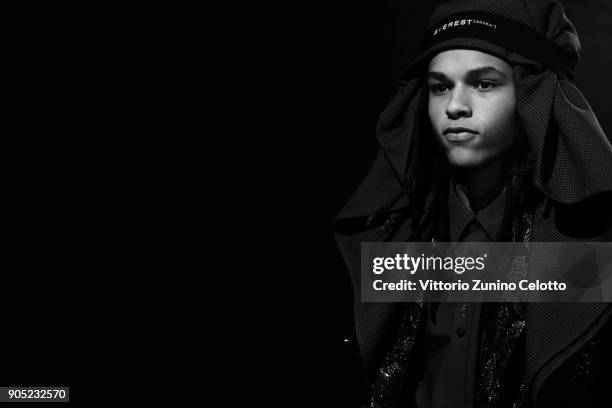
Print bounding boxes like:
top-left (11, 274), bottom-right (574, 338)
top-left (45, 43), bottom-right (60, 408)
top-left (428, 49), bottom-right (519, 169)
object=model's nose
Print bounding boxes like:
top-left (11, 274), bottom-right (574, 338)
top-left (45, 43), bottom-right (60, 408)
top-left (446, 86), bottom-right (472, 119)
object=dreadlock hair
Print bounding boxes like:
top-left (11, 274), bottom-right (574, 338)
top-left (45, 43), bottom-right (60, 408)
top-left (495, 127), bottom-right (542, 242)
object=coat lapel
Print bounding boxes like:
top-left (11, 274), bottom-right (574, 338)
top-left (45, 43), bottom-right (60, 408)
top-left (333, 213), bottom-right (415, 385)
top-left (526, 198), bottom-right (612, 401)
top-left (525, 303), bottom-right (611, 392)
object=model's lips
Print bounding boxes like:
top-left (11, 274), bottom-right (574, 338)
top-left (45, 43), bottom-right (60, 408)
top-left (443, 127), bottom-right (478, 142)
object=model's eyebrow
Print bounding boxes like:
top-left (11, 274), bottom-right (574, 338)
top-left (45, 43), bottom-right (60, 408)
top-left (428, 66), bottom-right (507, 83)
top-left (428, 71), bottom-right (450, 82)
top-left (465, 66), bottom-right (507, 82)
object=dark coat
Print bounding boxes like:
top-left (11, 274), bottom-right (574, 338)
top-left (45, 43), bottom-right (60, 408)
top-left (333, 191), bottom-right (612, 407)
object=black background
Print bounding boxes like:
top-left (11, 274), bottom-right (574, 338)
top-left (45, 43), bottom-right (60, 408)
top-left (10, 0), bottom-right (612, 407)
top-left (111, 2), bottom-right (439, 406)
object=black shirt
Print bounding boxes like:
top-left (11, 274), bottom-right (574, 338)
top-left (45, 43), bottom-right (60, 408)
top-left (415, 182), bottom-right (508, 408)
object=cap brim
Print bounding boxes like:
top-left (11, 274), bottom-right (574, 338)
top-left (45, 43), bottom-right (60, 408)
top-left (400, 37), bottom-right (519, 80)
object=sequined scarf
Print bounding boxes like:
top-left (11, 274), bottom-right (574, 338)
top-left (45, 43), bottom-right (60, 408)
top-left (369, 208), bottom-right (533, 407)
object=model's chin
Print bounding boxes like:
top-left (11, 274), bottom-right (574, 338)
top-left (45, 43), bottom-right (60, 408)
top-left (444, 148), bottom-right (488, 169)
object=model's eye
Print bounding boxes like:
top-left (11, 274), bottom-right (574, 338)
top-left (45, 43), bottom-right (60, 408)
top-left (429, 84), bottom-right (450, 95)
top-left (476, 80), bottom-right (497, 91)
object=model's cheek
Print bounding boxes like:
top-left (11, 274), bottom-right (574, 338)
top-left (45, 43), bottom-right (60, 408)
top-left (429, 104), bottom-right (445, 136)
top-left (489, 113), bottom-right (517, 151)
top-left (430, 118), bottom-right (444, 141)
